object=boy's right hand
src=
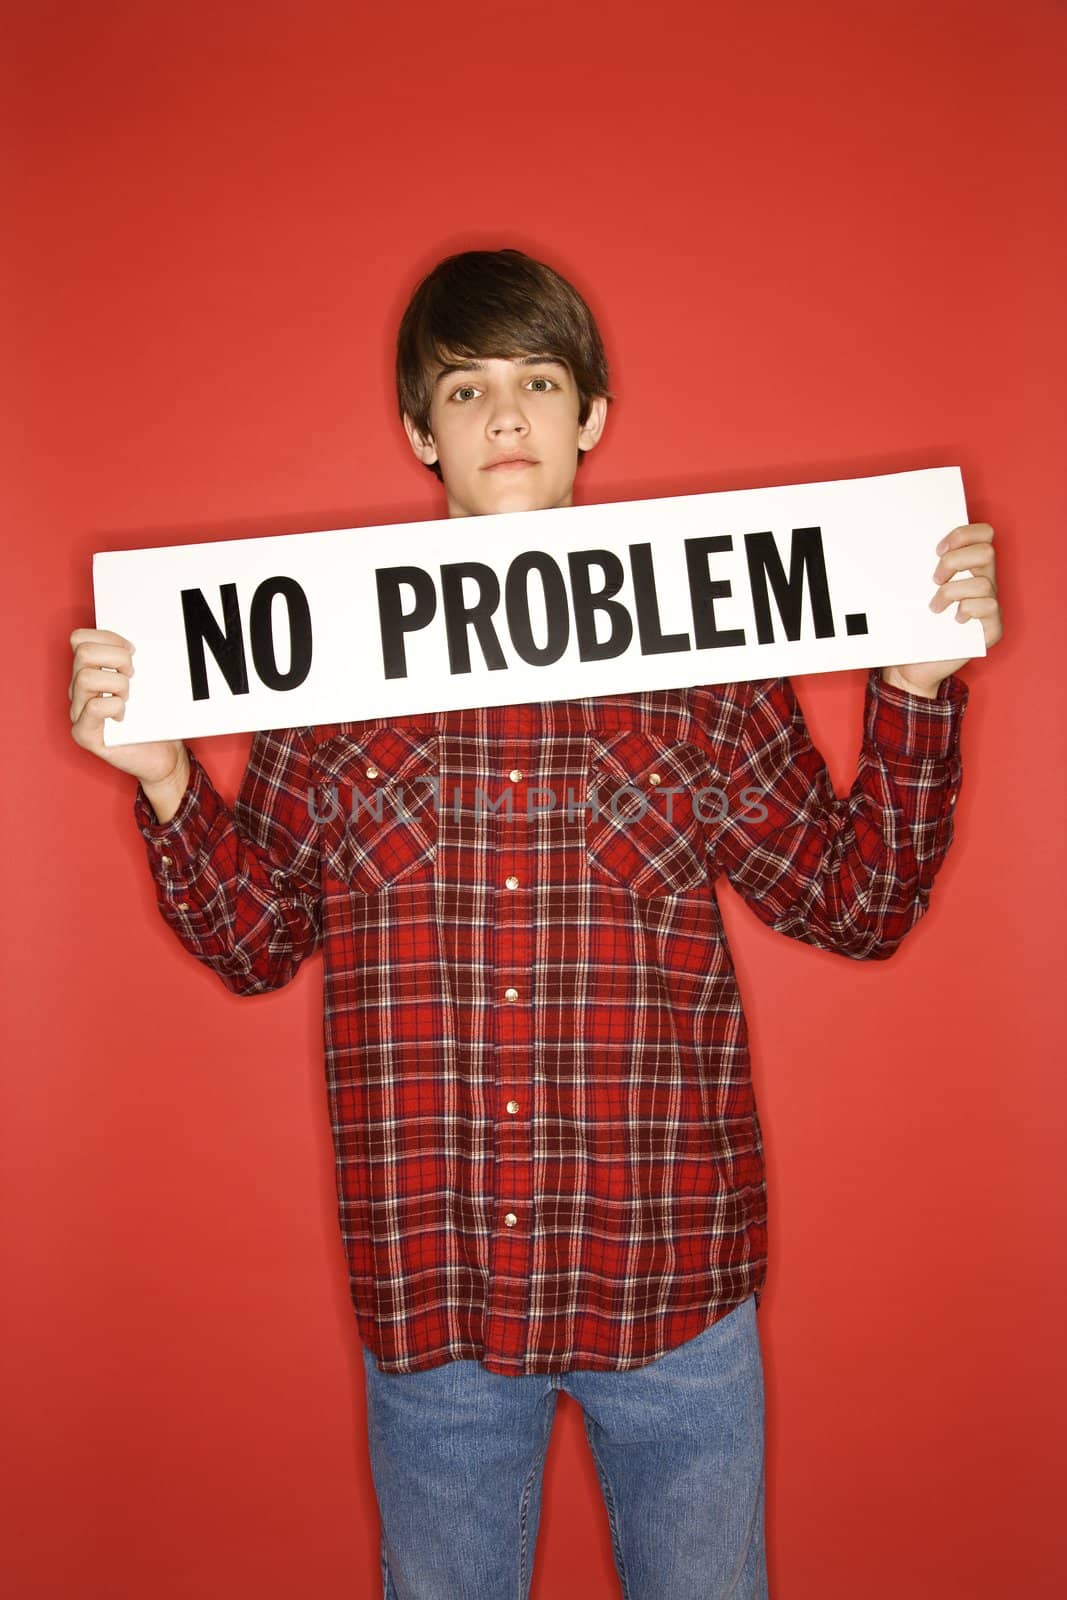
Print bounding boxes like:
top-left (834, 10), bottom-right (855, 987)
top-left (69, 628), bottom-right (189, 803)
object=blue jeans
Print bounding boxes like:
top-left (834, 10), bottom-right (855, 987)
top-left (360, 1293), bottom-right (768, 1599)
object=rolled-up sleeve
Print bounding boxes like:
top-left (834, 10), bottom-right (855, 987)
top-left (715, 668), bottom-right (968, 960)
top-left (133, 727), bottom-right (323, 995)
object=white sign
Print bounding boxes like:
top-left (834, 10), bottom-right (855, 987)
top-left (93, 466), bottom-right (983, 746)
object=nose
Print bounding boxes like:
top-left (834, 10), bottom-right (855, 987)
top-left (486, 388), bottom-right (531, 438)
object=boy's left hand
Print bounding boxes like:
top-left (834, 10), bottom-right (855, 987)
top-left (882, 521), bottom-right (1003, 698)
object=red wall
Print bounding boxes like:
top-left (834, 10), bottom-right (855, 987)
top-left (4, 2), bottom-right (1064, 1595)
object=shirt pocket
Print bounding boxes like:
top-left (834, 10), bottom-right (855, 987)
top-left (584, 728), bottom-right (714, 897)
top-left (310, 727), bottom-right (440, 894)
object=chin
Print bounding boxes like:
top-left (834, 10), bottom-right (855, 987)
top-left (493, 472), bottom-right (563, 503)
top-left (482, 488), bottom-right (547, 514)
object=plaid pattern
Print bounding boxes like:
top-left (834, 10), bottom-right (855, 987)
top-left (134, 667), bottom-right (968, 1374)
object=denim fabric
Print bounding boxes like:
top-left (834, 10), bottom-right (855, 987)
top-left (361, 1293), bottom-right (768, 1599)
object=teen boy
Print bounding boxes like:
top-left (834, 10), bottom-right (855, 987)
top-left (69, 247), bottom-right (1002, 1600)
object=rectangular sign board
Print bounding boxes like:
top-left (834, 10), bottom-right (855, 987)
top-left (93, 465), bottom-right (983, 746)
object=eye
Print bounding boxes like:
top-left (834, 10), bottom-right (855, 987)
top-left (449, 384), bottom-right (481, 403)
top-left (527, 376), bottom-right (557, 392)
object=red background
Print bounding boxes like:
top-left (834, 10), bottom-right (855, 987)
top-left (4, 2), bottom-right (1064, 1595)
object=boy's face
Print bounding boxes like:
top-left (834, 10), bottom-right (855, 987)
top-left (403, 353), bottom-right (607, 518)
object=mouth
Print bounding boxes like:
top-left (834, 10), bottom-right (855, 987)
top-left (483, 457), bottom-right (538, 471)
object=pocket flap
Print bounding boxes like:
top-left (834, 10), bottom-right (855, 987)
top-left (585, 729), bottom-right (713, 896)
top-left (589, 730), bottom-right (713, 805)
top-left (312, 726), bottom-right (439, 787)
top-left (311, 728), bottom-right (440, 893)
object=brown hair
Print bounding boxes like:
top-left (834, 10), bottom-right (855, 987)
top-left (395, 247), bottom-right (614, 481)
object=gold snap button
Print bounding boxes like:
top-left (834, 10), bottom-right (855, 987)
top-left (504, 986), bottom-right (519, 1002)
top-left (504, 1212), bottom-right (518, 1227)
top-left (506, 1100), bottom-right (519, 1114)
top-left (365, 766), bottom-right (380, 780)
top-left (508, 768), bottom-right (523, 783)
top-left (505, 875), bottom-right (519, 890)
top-left (648, 772), bottom-right (662, 785)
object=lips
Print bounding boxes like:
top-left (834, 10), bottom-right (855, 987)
top-left (483, 457), bottom-right (537, 470)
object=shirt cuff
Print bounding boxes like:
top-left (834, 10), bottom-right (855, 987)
top-left (864, 667), bottom-right (969, 761)
top-left (133, 747), bottom-right (226, 890)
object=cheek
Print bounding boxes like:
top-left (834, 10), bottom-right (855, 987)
top-left (545, 418), bottom-right (580, 466)
top-left (549, 403), bottom-right (580, 439)
top-left (432, 419), bottom-right (476, 473)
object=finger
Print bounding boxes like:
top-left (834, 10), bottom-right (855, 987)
top-left (936, 522), bottom-right (994, 556)
top-left (953, 596), bottom-right (1000, 623)
top-left (934, 543), bottom-right (996, 584)
top-left (68, 643), bottom-right (134, 703)
top-left (929, 575), bottom-right (995, 613)
top-left (71, 693), bottom-right (126, 746)
top-left (70, 665), bottom-right (131, 721)
top-left (74, 665), bottom-right (130, 698)
top-left (70, 628), bottom-right (135, 651)
top-left (71, 640), bottom-right (135, 674)
top-left (957, 595), bottom-right (1004, 649)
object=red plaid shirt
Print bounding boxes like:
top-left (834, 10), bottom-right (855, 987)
top-left (134, 667), bottom-right (968, 1375)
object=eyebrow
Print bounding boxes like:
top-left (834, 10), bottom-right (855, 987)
top-left (431, 354), bottom-right (570, 390)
